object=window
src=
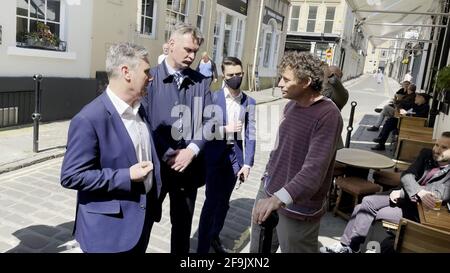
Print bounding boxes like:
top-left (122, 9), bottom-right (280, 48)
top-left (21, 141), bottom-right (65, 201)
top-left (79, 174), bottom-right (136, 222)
top-left (139, 0), bottom-right (156, 36)
top-left (290, 5), bottom-right (300, 32)
top-left (16, 0), bottom-right (63, 48)
top-left (262, 20), bottom-right (277, 68)
top-left (165, 0), bottom-right (189, 41)
top-left (306, 6), bottom-right (317, 32)
top-left (196, 0), bottom-right (205, 32)
top-left (324, 7), bottom-right (335, 33)
top-left (212, 11), bottom-right (222, 62)
top-left (234, 19), bottom-right (244, 57)
top-left (222, 14), bottom-right (233, 58)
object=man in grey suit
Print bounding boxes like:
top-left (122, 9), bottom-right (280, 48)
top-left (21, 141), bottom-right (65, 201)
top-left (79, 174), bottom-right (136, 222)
top-left (320, 131), bottom-right (450, 253)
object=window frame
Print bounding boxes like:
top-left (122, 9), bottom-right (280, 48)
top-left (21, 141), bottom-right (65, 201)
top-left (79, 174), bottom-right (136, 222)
top-left (138, 0), bottom-right (157, 38)
top-left (306, 5), bottom-right (318, 33)
top-left (324, 6), bottom-right (336, 34)
top-left (196, 0), bottom-right (206, 32)
top-left (165, 0), bottom-right (190, 41)
top-left (289, 5), bottom-right (300, 32)
top-left (16, 0), bottom-right (65, 47)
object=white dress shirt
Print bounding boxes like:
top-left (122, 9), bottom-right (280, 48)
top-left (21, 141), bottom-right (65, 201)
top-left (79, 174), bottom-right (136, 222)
top-left (223, 87), bottom-right (251, 169)
top-left (106, 87), bottom-right (153, 193)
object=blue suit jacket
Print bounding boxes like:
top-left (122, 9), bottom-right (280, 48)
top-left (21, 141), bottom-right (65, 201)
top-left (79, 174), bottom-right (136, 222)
top-left (60, 92), bottom-right (162, 253)
top-left (210, 89), bottom-right (256, 168)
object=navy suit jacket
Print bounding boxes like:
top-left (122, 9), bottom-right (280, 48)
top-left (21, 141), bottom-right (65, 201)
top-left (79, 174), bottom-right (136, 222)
top-left (60, 92), bottom-right (162, 253)
top-left (209, 88), bottom-right (256, 169)
top-left (143, 62), bottom-right (213, 188)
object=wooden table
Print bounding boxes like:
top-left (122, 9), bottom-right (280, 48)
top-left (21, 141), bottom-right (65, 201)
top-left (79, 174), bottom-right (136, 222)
top-left (417, 203), bottom-right (450, 232)
top-left (336, 148), bottom-right (395, 170)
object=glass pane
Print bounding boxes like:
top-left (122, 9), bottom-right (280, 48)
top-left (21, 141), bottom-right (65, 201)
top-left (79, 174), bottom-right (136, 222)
top-left (31, 0), bottom-right (45, 19)
top-left (47, 22), bottom-right (60, 42)
top-left (291, 6), bottom-right (300, 19)
top-left (308, 6), bottom-right (317, 19)
top-left (47, 0), bottom-right (60, 22)
top-left (145, 0), bottom-right (154, 17)
top-left (167, 0), bottom-right (173, 11)
top-left (140, 16), bottom-right (145, 33)
top-left (223, 29), bottom-right (230, 57)
top-left (29, 19), bottom-right (38, 33)
top-left (17, 0), bottom-right (29, 17)
top-left (290, 19), bottom-right (298, 32)
top-left (225, 14), bottom-right (232, 26)
top-left (16, 17), bottom-right (28, 42)
top-left (179, 14), bottom-right (185, 22)
top-left (324, 21), bottom-right (333, 33)
top-left (172, 0), bottom-right (180, 12)
top-left (145, 18), bottom-right (153, 34)
top-left (307, 20), bottom-right (315, 32)
top-left (264, 33), bottom-right (272, 67)
top-left (199, 1), bottom-right (205, 15)
top-left (326, 7), bottom-right (335, 20)
top-left (180, 0), bottom-right (186, 14)
top-left (197, 16), bottom-right (202, 29)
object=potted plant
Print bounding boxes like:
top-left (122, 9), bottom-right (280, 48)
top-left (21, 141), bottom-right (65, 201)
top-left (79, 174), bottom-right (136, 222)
top-left (25, 22), bottom-right (60, 50)
top-left (435, 65), bottom-right (450, 114)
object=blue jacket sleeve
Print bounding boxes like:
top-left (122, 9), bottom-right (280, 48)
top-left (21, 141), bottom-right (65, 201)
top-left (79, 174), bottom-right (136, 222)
top-left (244, 98), bottom-right (256, 166)
top-left (60, 115), bottom-right (131, 193)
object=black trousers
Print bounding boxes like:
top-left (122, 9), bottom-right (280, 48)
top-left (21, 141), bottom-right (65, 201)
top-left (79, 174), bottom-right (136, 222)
top-left (160, 165), bottom-right (200, 254)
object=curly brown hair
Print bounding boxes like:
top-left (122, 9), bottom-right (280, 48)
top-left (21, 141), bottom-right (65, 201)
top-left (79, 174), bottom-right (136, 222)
top-left (278, 51), bottom-right (326, 92)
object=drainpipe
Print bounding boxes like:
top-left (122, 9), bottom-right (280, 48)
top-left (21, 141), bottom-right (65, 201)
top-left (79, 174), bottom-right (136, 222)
top-left (251, 0), bottom-right (265, 91)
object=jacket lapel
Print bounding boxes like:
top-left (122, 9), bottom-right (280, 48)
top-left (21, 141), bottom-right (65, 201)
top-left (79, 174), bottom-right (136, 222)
top-left (100, 93), bottom-right (137, 166)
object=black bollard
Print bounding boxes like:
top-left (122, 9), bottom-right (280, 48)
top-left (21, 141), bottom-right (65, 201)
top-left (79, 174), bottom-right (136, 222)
top-left (345, 101), bottom-right (357, 148)
top-left (258, 211), bottom-right (279, 253)
top-left (32, 74), bottom-right (43, 153)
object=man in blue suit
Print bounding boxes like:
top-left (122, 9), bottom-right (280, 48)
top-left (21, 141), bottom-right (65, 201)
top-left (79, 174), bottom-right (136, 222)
top-left (197, 57), bottom-right (256, 253)
top-left (60, 42), bottom-right (162, 253)
top-left (144, 23), bottom-right (213, 254)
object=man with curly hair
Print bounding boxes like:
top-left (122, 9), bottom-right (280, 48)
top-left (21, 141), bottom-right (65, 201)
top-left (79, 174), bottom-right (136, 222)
top-left (250, 51), bottom-right (343, 253)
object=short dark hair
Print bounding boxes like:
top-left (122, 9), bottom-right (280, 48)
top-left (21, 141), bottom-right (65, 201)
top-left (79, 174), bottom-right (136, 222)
top-left (416, 92), bottom-right (430, 103)
top-left (442, 131), bottom-right (450, 138)
top-left (409, 84), bottom-right (417, 92)
top-left (221, 56), bottom-right (243, 72)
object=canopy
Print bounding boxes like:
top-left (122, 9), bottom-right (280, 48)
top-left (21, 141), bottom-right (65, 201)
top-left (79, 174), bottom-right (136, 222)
top-left (346, 0), bottom-right (444, 47)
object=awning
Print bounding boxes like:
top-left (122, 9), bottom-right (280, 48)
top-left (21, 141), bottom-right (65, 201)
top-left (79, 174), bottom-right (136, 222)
top-left (346, 0), bottom-right (445, 47)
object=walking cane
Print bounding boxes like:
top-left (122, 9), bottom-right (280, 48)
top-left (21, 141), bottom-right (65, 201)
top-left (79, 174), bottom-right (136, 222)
top-left (258, 211), bottom-right (279, 253)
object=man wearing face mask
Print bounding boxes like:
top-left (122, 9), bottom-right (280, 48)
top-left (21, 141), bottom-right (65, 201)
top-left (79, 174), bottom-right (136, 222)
top-left (197, 56), bottom-right (256, 253)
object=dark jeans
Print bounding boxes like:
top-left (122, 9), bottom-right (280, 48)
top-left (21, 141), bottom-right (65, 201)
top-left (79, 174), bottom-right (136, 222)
top-left (378, 117), bottom-right (398, 145)
top-left (197, 145), bottom-right (239, 253)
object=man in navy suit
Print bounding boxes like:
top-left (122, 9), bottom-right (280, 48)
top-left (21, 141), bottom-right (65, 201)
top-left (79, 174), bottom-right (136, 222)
top-left (60, 42), bottom-right (162, 253)
top-left (144, 23), bottom-right (213, 254)
top-left (197, 57), bottom-right (256, 253)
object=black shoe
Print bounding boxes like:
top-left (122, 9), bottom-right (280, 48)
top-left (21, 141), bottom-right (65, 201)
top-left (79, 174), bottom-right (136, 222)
top-left (211, 237), bottom-right (228, 254)
top-left (367, 126), bottom-right (379, 132)
top-left (371, 144), bottom-right (385, 151)
top-left (373, 137), bottom-right (381, 143)
top-left (374, 108), bottom-right (382, 113)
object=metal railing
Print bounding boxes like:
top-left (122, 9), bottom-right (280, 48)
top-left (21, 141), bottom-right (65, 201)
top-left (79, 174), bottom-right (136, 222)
top-left (0, 90), bottom-right (34, 128)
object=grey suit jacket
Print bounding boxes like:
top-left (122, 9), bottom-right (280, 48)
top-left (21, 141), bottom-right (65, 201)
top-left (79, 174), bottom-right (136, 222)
top-left (400, 149), bottom-right (450, 202)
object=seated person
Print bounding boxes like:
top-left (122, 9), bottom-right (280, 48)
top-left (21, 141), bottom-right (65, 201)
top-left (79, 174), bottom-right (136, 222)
top-left (367, 82), bottom-right (415, 132)
top-left (320, 132), bottom-right (450, 253)
top-left (371, 92), bottom-right (429, 151)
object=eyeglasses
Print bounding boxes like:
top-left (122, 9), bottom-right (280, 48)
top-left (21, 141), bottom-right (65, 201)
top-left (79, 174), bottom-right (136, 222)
top-left (225, 72), bottom-right (244, 78)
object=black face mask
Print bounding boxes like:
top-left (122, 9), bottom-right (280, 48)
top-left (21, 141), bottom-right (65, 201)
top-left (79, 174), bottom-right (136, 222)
top-left (225, 76), bottom-right (243, 90)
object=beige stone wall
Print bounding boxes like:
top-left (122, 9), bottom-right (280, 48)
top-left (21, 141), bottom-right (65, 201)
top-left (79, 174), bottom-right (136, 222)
top-left (90, 0), bottom-right (214, 77)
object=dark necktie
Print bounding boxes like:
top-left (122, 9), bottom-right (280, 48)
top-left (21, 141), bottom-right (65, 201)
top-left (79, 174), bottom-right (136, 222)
top-left (173, 71), bottom-right (185, 89)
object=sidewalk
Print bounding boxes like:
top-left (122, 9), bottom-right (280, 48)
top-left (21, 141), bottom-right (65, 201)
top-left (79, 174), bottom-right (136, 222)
top-left (0, 87), bottom-right (283, 175)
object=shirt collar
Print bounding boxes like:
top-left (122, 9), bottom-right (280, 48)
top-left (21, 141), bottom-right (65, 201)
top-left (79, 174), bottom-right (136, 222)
top-left (224, 87), bottom-right (243, 100)
top-left (106, 86), bottom-right (140, 117)
top-left (164, 59), bottom-right (182, 76)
